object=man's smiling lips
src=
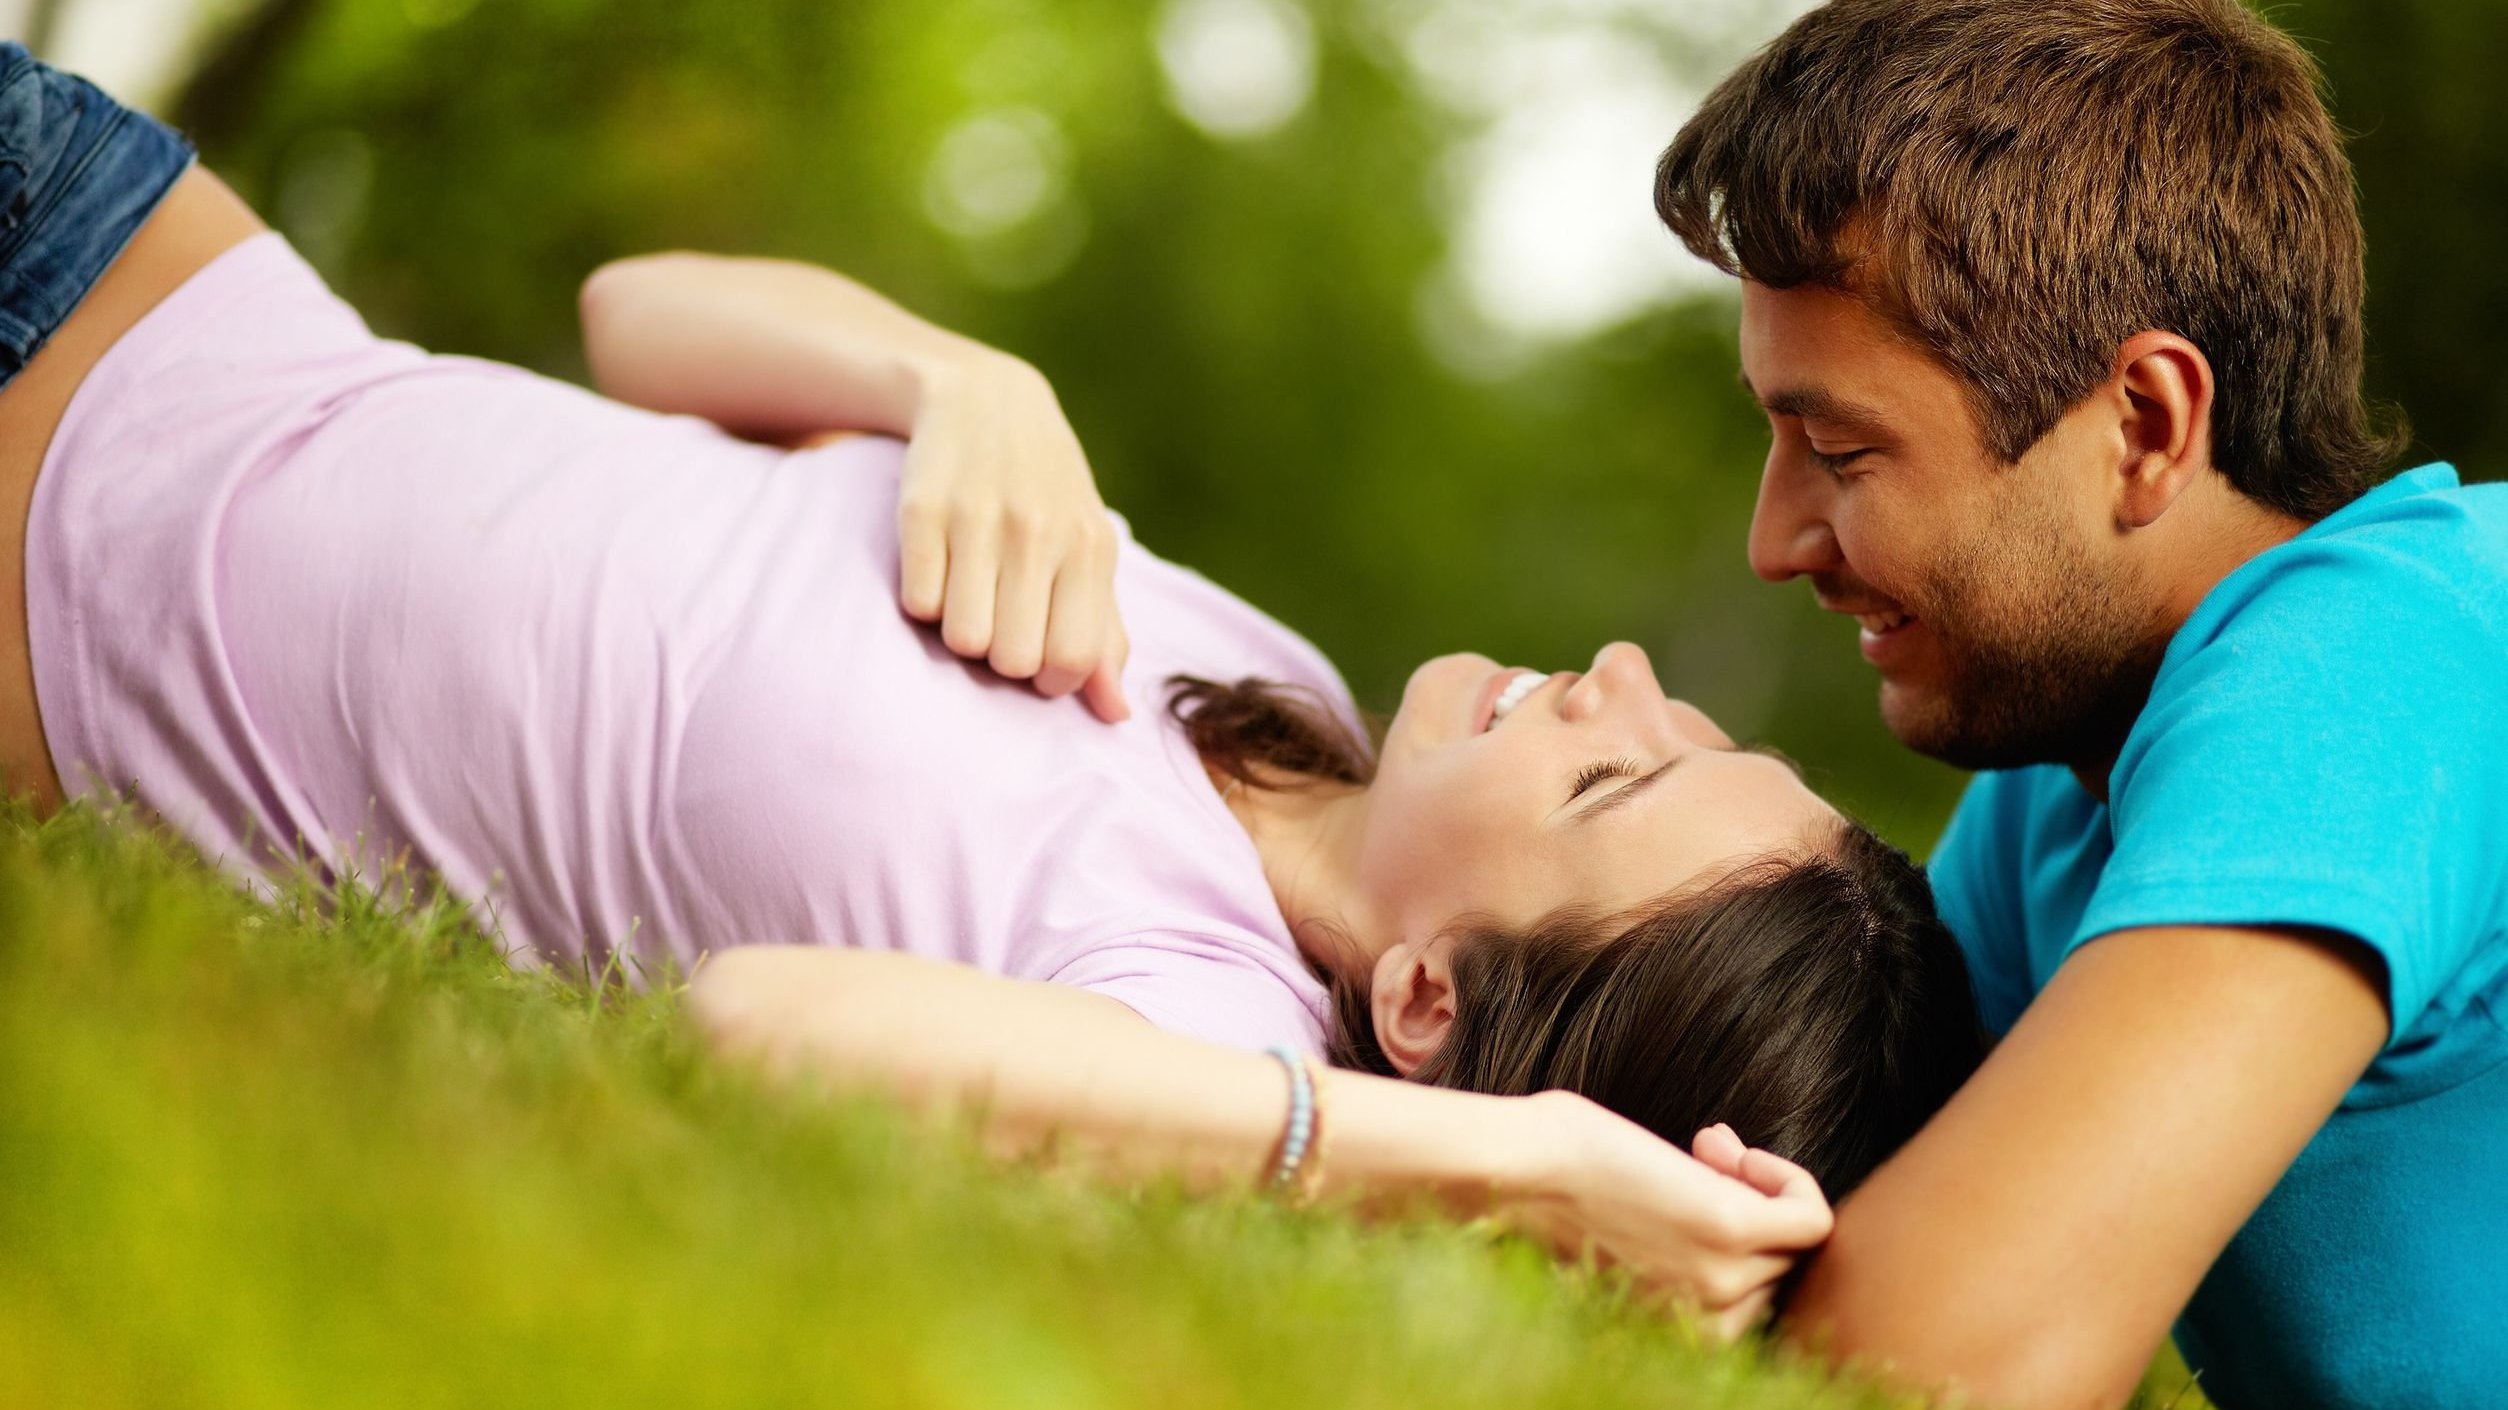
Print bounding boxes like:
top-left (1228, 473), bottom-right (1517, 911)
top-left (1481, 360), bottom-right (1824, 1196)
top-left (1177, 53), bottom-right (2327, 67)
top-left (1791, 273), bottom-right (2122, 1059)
top-left (1819, 593), bottom-right (1921, 668)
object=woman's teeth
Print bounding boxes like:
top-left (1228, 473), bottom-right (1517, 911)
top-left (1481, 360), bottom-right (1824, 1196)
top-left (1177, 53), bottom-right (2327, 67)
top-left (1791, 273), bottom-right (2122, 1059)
top-left (1488, 670), bottom-right (1545, 728)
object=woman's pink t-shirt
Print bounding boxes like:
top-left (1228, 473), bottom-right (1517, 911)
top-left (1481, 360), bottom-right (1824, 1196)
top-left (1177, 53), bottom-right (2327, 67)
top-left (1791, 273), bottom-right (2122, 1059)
top-left (28, 232), bottom-right (1345, 1054)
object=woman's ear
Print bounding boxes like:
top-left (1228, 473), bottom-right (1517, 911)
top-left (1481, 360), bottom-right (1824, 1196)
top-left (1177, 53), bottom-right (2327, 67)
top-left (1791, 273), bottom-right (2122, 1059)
top-left (1369, 933), bottom-right (1458, 1077)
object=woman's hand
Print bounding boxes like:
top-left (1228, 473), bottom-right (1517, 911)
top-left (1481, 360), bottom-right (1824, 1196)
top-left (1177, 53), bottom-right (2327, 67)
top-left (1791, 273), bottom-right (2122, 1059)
top-left (1507, 1092), bottom-right (1834, 1340)
top-left (577, 253), bottom-right (1131, 722)
top-left (897, 352), bottom-right (1131, 723)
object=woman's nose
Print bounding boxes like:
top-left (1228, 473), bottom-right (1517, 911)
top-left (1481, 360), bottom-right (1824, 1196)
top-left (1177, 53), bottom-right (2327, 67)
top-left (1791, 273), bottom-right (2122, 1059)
top-left (1559, 642), bottom-right (1658, 722)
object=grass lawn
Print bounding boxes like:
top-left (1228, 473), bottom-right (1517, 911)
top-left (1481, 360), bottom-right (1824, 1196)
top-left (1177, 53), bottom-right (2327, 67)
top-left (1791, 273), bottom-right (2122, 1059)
top-left (0, 804), bottom-right (2209, 1408)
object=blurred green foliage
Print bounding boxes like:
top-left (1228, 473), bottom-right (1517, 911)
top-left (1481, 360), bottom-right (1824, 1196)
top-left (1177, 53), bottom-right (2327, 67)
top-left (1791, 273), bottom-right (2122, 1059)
top-left (162, 0), bottom-right (2507, 853)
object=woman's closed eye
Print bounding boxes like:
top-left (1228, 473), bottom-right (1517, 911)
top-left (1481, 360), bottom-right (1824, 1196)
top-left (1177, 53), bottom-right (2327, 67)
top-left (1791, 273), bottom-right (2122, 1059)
top-left (1569, 758), bottom-right (1642, 800)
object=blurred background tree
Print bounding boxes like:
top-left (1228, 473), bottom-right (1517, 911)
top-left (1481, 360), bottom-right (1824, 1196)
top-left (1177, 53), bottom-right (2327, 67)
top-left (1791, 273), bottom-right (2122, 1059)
top-left (11, 0), bottom-right (2505, 852)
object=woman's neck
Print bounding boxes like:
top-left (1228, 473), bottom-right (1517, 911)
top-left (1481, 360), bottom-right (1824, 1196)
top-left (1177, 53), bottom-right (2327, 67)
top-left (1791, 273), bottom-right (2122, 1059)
top-left (1204, 762), bottom-right (1386, 979)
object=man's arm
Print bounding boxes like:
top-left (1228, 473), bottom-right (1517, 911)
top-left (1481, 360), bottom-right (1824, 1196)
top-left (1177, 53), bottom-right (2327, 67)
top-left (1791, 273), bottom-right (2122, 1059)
top-left (1782, 923), bottom-right (2387, 1410)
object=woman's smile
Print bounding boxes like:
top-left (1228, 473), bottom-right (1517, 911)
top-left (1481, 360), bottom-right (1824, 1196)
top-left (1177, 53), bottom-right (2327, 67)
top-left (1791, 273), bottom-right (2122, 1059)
top-left (1476, 667), bottom-right (1552, 734)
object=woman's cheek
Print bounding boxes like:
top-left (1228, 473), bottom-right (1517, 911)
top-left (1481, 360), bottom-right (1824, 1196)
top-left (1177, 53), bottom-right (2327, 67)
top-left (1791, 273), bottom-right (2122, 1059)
top-left (1415, 782), bottom-right (1523, 898)
top-left (1364, 792), bottom-right (1479, 910)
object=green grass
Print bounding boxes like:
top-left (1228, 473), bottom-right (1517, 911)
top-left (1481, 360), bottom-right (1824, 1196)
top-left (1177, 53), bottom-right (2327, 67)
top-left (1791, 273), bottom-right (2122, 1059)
top-left (0, 804), bottom-right (2206, 1408)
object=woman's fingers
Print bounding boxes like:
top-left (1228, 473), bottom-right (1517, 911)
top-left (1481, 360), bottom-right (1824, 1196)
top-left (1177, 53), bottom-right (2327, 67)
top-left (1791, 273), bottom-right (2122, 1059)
top-left (897, 489), bottom-right (950, 623)
top-left (1728, 1153), bottom-right (1834, 1249)
top-left (986, 519), bottom-right (1058, 681)
top-left (938, 506), bottom-right (1128, 728)
top-left (1693, 1125), bottom-right (1829, 1242)
top-left (889, 353), bottom-right (1122, 716)
top-left (1078, 612), bottom-right (1131, 723)
top-left (1708, 1282), bottom-right (1779, 1343)
top-left (891, 409), bottom-right (1122, 719)
top-left (1033, 532), bottom-right (1112, 700)
top-left (1691, 1122), bottom-right (1748, 1178)
top-left (1046, 530), bottom-right (1130, 722)
top-left (938, 516), bottom-right (1001, 660)
top-left (1565, 1104), bottom-right (1827, 1309)
top-left (1738, 1147), bottom-right (1823, 1204)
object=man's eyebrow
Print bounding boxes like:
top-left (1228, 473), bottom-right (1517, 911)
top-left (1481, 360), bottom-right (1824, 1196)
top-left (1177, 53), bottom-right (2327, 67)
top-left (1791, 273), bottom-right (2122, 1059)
top-left (1574, 743), bottom-right (1806, 825)
top-left (1740, 376), bottom-right (1894, 440)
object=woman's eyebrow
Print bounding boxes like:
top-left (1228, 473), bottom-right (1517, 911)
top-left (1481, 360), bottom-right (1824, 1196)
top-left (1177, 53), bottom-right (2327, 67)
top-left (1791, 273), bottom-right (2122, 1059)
top-left (1745, 742), bottom-right (1806, 779)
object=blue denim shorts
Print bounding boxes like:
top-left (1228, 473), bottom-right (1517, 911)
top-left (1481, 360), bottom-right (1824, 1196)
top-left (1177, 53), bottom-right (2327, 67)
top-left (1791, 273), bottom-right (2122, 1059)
top-left (0, 42), bottom-right (194, 392)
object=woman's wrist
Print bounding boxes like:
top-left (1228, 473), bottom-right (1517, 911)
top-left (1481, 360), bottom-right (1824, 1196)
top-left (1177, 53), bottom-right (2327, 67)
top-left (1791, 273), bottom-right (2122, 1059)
top-left (900, 338), bottom-right (1041, 429)
top-left (1310, 1072), bottom-right (1579, 1220)
top-left (1478, 1090), bottom-right (1598, 1236)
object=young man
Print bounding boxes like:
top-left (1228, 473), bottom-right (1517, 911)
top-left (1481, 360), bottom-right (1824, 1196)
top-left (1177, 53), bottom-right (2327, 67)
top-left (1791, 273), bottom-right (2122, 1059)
top-left (1658, 2), bottom-right (2507, 1407)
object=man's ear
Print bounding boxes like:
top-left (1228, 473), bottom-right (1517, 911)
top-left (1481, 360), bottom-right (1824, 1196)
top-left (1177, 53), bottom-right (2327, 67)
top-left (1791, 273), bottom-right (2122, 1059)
top-left (1369, 933), bottom-right (1458, 1077)
top-left (2110, 330), bottom-right (2217, 530)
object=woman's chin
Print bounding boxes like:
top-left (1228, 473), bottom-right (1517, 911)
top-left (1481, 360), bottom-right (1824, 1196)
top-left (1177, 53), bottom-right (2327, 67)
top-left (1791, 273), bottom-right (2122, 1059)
top-left (1392, 652), bottom-right (1500, 746)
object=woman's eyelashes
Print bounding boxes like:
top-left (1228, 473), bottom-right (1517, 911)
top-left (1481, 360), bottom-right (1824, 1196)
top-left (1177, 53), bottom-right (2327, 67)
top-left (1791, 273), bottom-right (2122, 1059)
top-left (1568, 758), bottom-right (1643, 800)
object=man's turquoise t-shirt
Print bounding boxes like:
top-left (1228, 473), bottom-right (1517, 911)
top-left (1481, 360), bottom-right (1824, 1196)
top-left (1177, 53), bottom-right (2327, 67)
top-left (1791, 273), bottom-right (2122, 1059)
top-left (1929, 465), bottom-right (2508, 1409)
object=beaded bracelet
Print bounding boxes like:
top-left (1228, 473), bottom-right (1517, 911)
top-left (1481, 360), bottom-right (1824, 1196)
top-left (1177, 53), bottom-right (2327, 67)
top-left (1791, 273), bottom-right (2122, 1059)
top-left (1291, 1052), bottom-right (1329, 1205)
top-left (1261, 1045), bottom-right (1326, 1200)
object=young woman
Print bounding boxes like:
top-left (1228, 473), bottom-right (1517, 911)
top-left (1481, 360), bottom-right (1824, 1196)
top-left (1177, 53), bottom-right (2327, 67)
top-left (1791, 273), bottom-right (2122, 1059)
top-left (0, 46), bottom-right (1981, 1330)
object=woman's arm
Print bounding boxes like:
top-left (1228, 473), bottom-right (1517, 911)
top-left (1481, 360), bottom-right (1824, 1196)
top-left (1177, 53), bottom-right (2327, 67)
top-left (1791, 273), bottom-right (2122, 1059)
top-left (580, 251), bottom-right (984, 440)
top-left (688, 946), bottom-right (1833, 1337)
top-left (579, 253), bottom-right (1127, 722)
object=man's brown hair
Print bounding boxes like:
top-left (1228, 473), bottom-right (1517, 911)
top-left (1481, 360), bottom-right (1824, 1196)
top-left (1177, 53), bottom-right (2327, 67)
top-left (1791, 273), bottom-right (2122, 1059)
top-left (1657, 0), bottom-right (2409, 520)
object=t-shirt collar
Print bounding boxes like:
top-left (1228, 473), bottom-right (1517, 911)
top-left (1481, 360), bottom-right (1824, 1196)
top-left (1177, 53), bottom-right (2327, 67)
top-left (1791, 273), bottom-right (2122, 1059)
top-left (2300, 462), bottom-right (2459, 542)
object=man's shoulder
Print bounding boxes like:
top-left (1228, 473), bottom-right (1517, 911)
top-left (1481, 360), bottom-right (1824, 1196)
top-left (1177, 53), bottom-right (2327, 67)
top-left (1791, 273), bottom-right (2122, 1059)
top-left (2205, 465), bottom-right (2506, 625)
top-left (2156, 467), bottom-right (2508, 714)
top-left (2119, 465), bottom-right (2508, 821)
top-left (2304, 465), bottom-right (2508, 586)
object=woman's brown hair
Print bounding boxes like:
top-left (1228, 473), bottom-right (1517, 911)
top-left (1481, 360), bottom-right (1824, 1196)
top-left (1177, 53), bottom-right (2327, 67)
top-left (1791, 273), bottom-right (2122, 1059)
top-left (1170, 676), bottom-right (1984, 1198)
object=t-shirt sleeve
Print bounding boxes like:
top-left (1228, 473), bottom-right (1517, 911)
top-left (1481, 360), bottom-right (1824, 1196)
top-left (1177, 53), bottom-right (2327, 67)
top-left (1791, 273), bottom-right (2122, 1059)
top-left (1048, 931), bottom-right (1329, 1056)
top-left (1928, 771), bottom-right (2042, 1037)
top-left (2078, 543), bottom-right (2508, 1042)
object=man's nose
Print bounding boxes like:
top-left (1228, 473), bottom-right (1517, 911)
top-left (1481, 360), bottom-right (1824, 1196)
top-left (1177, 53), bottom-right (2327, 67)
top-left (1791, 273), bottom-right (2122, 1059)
top-left (1746, 455), bottom-right (1843, 583)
